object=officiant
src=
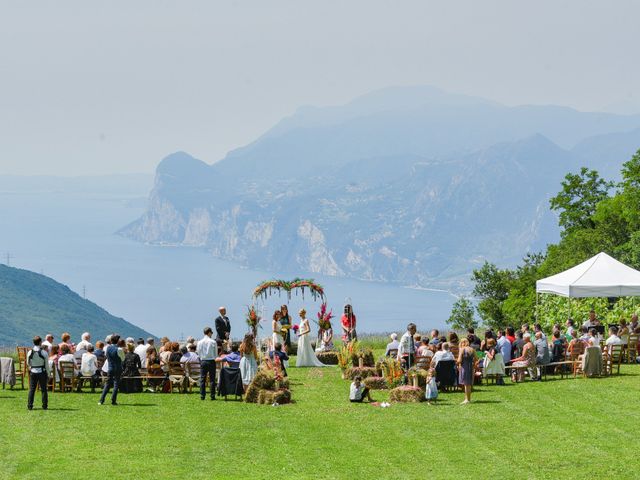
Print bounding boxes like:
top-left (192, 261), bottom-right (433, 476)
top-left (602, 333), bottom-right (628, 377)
top-left (215, 306), bottom-right (231, 351)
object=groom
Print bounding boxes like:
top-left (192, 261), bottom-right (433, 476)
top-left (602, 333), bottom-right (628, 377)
top-left (215, 306), bottom-right (231, 351)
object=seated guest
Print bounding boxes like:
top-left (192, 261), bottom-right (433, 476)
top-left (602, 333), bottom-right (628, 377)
top-left (76, 332), bottom-right (92, 352)
top-left (534, 323), bottom-right (546, 340)
top-left (567, 330), bottom-right (585, 356)
top-left (417, 339), bottom-right (434, 358)
top-left (510, 333), bottom-right (536, 382)
top-left (431, 342), bottom-right (454, 369)
top-left (186, 336), bottom-right (196, 346)
top-left (630, 313), bottom-right (639, 332)
top-left (220, 343), bottom-right (241, 366)
top-left (126, 337), bottom-right (135, 346)
top-left (160, 342), bottom-right (173, 372)
top-left (579, 326), bottom-right (590, 342)
top-left (80, 345), bottom-right (99, 392)
top-left (349, 376), bottom-right (374, 403)
top-left (42, 334), bottom-right (54, 349)
top-left (497, 330), bottom-right (512, 364)
top-left (483, 341), bottom-right (505, 380)
top-left (159, 337), bottom-right (171, 353)
top-left (534, 331), bottom-right (550, 380)
top-left (120, 343), bottom-right (143, 394)
top-left (168, 342), bottom-right (182, 363)
top-left (466, 328), bottom-right (481, 350)
top-left (605, 326), bottom-right (622, 348)
top-left (58, 344), bottom-right (77, 373)
top-left (269, 343), bottom-right (289, 377)
top-left (565, 318), bottom-right (575, 338)
top-left (94, 341), bottom-right (106, 360)
top-left (134, 338), bottom-right (147, 367)
top-left (146, 338), bottom-right (157, 355)
top-left (146, 346), bottom-right (160, 367)
top-left (429, 329), bottom-right (440, 346)
top-left (551, 331), bottom-right (565, 363)
top-left (58, 332), bottom-right (75, 353)
top-left (480, 330), bottom-right (495, 351)
top-left (588, 328), bottom-right (600, 348)
top-left (181, 343), bottom-right (200, 363)
top-left (618, 319), bottom-right (630, 345)
top-left (413, 334), bottom-right (422, 351)
top-left (505, 326), bottom-right (516, 344)
top-left (448, 331), bottom-right (459, 347)
top-left (512, 331), bottom-right (525, 358)
top-left (521, 323), bottom-right (530, 335)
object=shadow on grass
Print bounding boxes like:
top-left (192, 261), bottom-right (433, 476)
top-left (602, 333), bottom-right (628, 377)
top-left (45, 407), bottom-right (79, 411)
top-left (469, 399), bottom-right (501, 404)
top-left (115, 403), bottom-right (157, 407)
top-left (0, 396), bottom-right (17, 399)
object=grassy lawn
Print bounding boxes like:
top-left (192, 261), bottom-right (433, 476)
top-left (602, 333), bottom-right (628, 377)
top-left (1, 355), bottom-right (639, 479)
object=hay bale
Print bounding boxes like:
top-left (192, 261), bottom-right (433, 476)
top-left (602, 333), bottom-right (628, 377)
top-left (389, 385), bottom-right (424, 403)
top-left (316, 351), bottom-right (339, 365)
top-left (346, 366), bottom-right (377, 380)
top-left (350, 349), bottom-right (375, 367)
top-left (244, 383), bottom-right (261, 403)
top-left (256, 388), bottom-right (292, 405)
top-left (251, 370), bottom-right (276, 390)
top-left (363, 376), bottom-right (388, 390)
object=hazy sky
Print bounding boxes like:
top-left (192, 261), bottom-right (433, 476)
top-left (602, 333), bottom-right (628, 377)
top-left (1, 1), bottom-right (639, 175)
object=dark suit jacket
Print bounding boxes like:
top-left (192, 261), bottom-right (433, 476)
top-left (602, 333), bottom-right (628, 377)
top-left (215, 315), bottom-right (231, 341)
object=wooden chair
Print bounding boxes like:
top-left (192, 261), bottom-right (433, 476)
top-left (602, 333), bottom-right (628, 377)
top-left (603, 344), bottom-right (623, 376)
top-left (58, 361), bottom-right (77, 392)
top-left (625, 334), bottom-right (638, 364)
top-left (168, 361), bottom-right (186, 393)
top-left (568, 342), bottom-right (585, 378)
top-left (185, 362), bottom-right (202, 393)
top-left (414, 355), bottom-right (431, 371)
top-left (47, 363), bottom-right (56, 392)
top-left (15, 346), bottom-right (29, 389)
top-left (387, 348), bottom-right (398, 359)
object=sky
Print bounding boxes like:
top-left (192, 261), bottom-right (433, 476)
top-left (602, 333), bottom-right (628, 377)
top-left (1, 0), bottom-right (639, 176)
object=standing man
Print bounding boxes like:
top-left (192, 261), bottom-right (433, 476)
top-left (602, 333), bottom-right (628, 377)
top-left (196, 326), bottom-right (217, 401)
top-left (215, 307), bottom-right (231, 352)
top-left (398, 323), bottom-right (417, 369)
top-left (27, 336), bottom-right (50, 411)
top-left (99, 334), bottom-right (124, 406)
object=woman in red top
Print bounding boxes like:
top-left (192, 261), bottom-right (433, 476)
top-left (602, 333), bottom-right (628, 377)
top-left (341, 304), bottom-right (357, 342)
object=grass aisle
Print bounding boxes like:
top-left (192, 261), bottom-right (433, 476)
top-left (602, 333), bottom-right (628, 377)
top-left (1, 362), bottom-right (639, 479)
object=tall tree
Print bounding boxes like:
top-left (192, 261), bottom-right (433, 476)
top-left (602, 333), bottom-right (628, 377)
top-left (471, 262), bottom-right (513, 330)
top-left (447, 296), bottom-right (477, 331)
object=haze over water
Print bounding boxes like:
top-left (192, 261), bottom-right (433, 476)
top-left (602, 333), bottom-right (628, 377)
top-left (0, 176), bottom-right (455, 340)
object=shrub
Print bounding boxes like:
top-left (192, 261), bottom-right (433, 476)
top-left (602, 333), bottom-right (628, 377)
top-left (345, 366), bottom-right (377, 380)
top-left (389, 385), bottom-right (424, 403)
top-left (316, 351), bottom-right (339, 365)
top-left (363, 376), bottom-right (388, 390)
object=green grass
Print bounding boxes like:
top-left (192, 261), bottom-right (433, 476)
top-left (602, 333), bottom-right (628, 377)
top-left (1, 357), bottom-right (639, 479)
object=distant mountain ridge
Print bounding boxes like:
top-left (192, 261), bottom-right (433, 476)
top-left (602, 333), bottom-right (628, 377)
top-left (120, 86), bottom-right (640, 289)
top-left (0, 264), bottom-right (153, 345)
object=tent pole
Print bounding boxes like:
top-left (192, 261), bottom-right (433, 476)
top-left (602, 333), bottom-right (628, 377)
top-left (535, 293), bottom-right (539, 322)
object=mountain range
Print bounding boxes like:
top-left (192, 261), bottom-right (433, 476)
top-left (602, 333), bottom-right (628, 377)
top-left (120, 86), bottom-right (640, 289)
top-left (0, 264), bottom-right (153, 345)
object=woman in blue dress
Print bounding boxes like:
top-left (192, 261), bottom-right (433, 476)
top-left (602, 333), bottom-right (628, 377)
top-left (239, 333), bottom-right (258, 391)
top-left (457, 338), bottom-right (476, 404)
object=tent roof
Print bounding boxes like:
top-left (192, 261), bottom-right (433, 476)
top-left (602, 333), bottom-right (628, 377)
top-left (536, 252), bottom-right (640, 298)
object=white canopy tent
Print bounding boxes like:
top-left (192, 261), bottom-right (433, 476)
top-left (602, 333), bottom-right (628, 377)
top-left (536, 252), bottom-right (640, 298)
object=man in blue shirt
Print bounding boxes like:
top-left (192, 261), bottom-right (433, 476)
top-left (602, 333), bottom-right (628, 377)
top-left (497, 329), bottom-right (512, 364)
top-left (269, 343), bottom-right (289, 377)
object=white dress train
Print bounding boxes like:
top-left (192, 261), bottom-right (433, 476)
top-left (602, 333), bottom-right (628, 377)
top-left (296, 319), bottom-right (327, 368)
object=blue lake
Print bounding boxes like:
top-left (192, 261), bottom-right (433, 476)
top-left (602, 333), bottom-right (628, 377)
top-left (0, 177), bottom-right (456, 340)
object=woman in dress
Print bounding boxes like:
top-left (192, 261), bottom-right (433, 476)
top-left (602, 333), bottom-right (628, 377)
top-left (457, 338), bottom-right (475, 404)
top-left (120, 343), bottom-right (142, 393)
top-left (341, 304), bottom-right (357, 342)
top-left (296, 308), bottom-right (327, 368)
top-left (271, 310), bottom-right (283, 350)
top-left (279, 305), bottom-right (292, 353)
top-left (239, 333), bottom-right (258, 391)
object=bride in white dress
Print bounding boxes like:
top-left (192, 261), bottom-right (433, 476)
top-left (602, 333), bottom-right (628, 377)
top-left (295, 308), bottom-right (327, 368)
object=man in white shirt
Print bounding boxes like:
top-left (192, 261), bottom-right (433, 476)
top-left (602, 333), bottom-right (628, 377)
top-left (134, 338), bottom-right (148, 367)
top-left (385, 333), bottom-right (400, 357)
top-left (605, 326), bottom-right (622, 350)
top-left (80, 345), bottom-right (99, 392)
top-left (42, 334), bottom-right (54, 349)
top-left (431, 342), bottom-right (455, 369)
top-left (76, 332), bottom-right (92, 352)
top-left (349, 376), bottom-right (373, 403)
top-left (397, 323), bottom-right (417, 368)
top-left (196, 326), bottom-right (218, 401)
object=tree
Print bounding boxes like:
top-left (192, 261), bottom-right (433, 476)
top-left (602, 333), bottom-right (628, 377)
top-left (549, 167), bottom-right (613, 236)
top-left (447, 296), bottom-right (477, 330)
top-left (471, 262), bottom-right (513, 330)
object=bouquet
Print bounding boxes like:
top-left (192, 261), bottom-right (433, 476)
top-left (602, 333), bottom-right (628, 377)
top-left (316, 302), bottom-right (334, 331)
top-left (292, 324), bottom-right (300, 336)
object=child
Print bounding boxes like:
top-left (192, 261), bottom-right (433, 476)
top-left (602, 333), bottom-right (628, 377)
top-left (349, 376), bottom-right (374, 403)
top-left (425, 372), bottom-right (438, 404)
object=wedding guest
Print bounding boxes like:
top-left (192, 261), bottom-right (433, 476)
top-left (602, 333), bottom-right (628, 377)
top-left (80, 345), bottom-right (99, 393)
top-left (147, 338), bottom-right (157, 354)
top-left (215, 307), bottom-right (231, 350)
top-left (26, 336), bottom-right (50, 411)
top-left (588, 328), bottom-right (600, 347)
top-left (181, 343), bottom-right (200, 363)
top-left (398, 323), bottom-right (417, 368)
top-left (185, 336), bottom-right (196, 346)
top-left (59, 332), bottom-right (75, 353)
top-left (169, 342), bottom-right (182, 363)
top-left (534, 331), bottom-right (550, 380)
top-left (618, 319), bottom-right (630, 345)
top-left (567, 330), bottom-right (585, 357)
top-left (512, 331), bottom-right (525, 358)
top-left (120, 343), bottom-right (142, 394)
top-left (42, 334), bottom-right (54, 349)
top-left (579, 326), bottom-right (590, 342)
top-left (49, 345), bottom-right (61, 366)
top-left (269, 343), bottom-right (289, 377)
top-left (497, 330), bottom-right (512, 364)
top-left (134, 338), bottom-right (147, 367)
top-left (605, 326), bottom-right (622, 348)
top-left (239, 334), bottom-right (258, 391)
top-left (630, 313), bottom-right (639, 332)
top-left (385, 333), bottom-right (400, 356)
top-left (480, 330), bottom-right (494, 351)
top-left (341, 304), bottom-right (357, 342)
top-left (565, 318), bottom-right (575, 337)
top-left (279, 305), bottom-right (292, 351)
top-left (159, 337), bottom-right (170, 353)
top-left (318, 326), bottom-right (334, 352)
top-left (146, 346), bottom-right (159, 367)
top-left (94, 341), bottom-right (106, 360)
top-left (160, 342), bottom-right (173, 372)
top-left (551, 331), bottom-right (565, 363)
top-left (457, 338), bottom-right (475, 404)
top-left (220, 344), bottom-right (241, 366)
top-left (467, 328), bottom-right (481, 350)
top-left (429, 329), bottom-right (440, 346)
top-left (505, 326), bottom-right (516, 344)
top-left (349, 376), bottom-right (374, 403)
top-left (417, 339), bottom-right (434, 358)
top-left (534, 323), bottom-right (546, 340)
top-left (431, 342), bottom-right (454, 369)
top-left (448, 332), bottom-right (459, 347)
top-left (196, 327), bottom-right (218, 400)
top-left (582, 310), bottom-right (600, 328)
top-left (58, 344), bottom-right (76, 368)
top-left (510, 333), bottom-right (536, 382)
top-left (99, 335), bottom-right (124, 405)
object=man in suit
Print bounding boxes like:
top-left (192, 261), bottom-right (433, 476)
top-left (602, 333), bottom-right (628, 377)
top-left (215, 306), bottom-right (231, 351)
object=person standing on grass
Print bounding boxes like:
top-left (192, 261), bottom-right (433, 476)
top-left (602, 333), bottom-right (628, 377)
top-left (99, 334), bottom-right (124, 406)
top-left (457, 338), bottom-right (475, 404)
top-left (27, 336), bottom-right (50, 411)
top-left (398, 323), bottom-right (417, 369)
top-left (197, 326), bottom-right (217, 401)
